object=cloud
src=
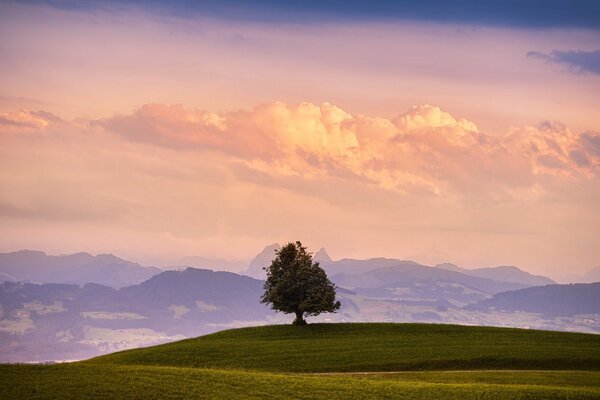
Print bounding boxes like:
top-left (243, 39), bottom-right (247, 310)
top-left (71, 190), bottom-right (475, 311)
top-left (569, 149), bottom-right (591, 167)
top-left (0, 109), bottom-right (61, 131)
top-left (581, 131), bottom-right (600, 157)
top-left (527, 49), bottom-right (600, 75)
top-left (5, 101), bottom-right (600, 202)
top-left (503, 121), bottom-right (600, 177)
top-left (394, 105), bottom-right (478, 133)
top-left (99, 102), bottom-right (600, 198)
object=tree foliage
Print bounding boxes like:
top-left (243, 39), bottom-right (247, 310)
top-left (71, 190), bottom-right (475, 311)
top-left (261, 241), bottom-right (341, 325)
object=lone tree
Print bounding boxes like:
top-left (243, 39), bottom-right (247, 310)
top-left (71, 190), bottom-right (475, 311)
top-left (261, 241), bottom-right (341, 325)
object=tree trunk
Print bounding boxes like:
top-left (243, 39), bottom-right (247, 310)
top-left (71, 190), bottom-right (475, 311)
top-left (293, 310), bottom-right (306, 325)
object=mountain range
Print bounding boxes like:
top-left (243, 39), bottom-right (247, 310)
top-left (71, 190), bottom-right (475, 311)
top-left (468, 283), bottom-right (600, 316)
top-left (0, 250), bottom-right (160, 288)
top-left (1, 246), bottom-right (599, 363)
top-left (319, 258), bottom-right (554, 307)
top-left (434, 263), bottom-right (555, 286)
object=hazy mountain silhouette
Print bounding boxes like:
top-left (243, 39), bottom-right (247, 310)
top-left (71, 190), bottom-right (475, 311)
top-left (323, 259), bottom-right (529, 302)
top-left (582, 266), bottom-right (600, 283)
top-left (244, 243), bottom-right (281, 279)
top-left (120, 268), bottom-right (270, 323)
top-left (468, 283), bottom-right (600, 316)
top-left (313, 247), bottom-right (332, 264)
top-left (435, 263), bottom-right (555, 286)
top-left (0, 250), bottom-right (161, 288)
top-left (322, 258), bottom-right (414, 276)
top-left (434, 262), bottom-right (463, 272)
top-left (245, 244), bottom-right (332, 279)
top-left (170, 256), bottom-right (248, 271)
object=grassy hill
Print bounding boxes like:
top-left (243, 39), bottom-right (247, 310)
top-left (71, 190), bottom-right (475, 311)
top-left (90, 323), bottom-right (600, 372)
top-left (2, 323), bottom-right (600, 399)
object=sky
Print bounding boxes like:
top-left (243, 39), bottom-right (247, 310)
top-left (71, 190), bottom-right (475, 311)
top-left (0, 1), bottom-right (599, 281)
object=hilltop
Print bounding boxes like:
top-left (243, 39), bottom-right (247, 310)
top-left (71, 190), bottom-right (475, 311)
top-left (90, 323), bottom-right (600, 372)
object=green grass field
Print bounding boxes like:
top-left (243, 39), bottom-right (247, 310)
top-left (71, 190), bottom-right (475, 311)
top-left (2, 323), bottom-right (600, 399)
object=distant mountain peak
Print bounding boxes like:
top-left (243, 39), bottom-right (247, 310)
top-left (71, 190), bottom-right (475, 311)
top-left (583, 266), bottom-right (600, 283)
top-left (245, 243), bottom-right (281, 279)
top-left (263, 243), bottom-right (281, 251)
top-left (12, 249), bottom-right (47, 256)
top-left (72, 251), bottom-right (93, 257)
top-left (245, 243), bottom-right (333, 278)
top-left (314, 247), bottom-right (332, 263)
top-left (434, 263), bottom-right (462, 272)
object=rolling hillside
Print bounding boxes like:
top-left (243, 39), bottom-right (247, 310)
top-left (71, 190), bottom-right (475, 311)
top-left (91, 323), bottom-right (600, 372)
top-left (1, 323), bottom-right (599, 399)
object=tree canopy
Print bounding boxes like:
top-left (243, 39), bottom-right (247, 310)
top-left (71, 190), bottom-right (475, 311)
top-left (261, 241), bottom-right (341, 325)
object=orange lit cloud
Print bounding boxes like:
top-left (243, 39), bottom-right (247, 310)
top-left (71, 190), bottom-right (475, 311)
top-left (101, 102), bottom-right (600, 197)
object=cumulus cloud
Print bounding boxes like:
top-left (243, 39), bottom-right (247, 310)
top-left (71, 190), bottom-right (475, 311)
top-left (527, 49), bottom-right (600, 75)
top-left (504, 121), bottom-right (599, 177)
top-left (394, 105), bottom-right (478, 134)
top-left (3, 101), bottom-right (599, 214)
top-left (99, 101), bottom-right (600, 197)
top-left (102, 102), bottom-right (362, 161)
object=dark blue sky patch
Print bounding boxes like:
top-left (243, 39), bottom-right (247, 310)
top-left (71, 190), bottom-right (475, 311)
top-left (27, 0), bottom-right (600, 29)
top-left (527, 50), bottom-right (600, 75)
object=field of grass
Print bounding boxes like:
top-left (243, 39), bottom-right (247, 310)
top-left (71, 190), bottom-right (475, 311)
top-left (1, 364), bottom-right (599, 399)
top-left (2, 323), bottom-right (600, 399)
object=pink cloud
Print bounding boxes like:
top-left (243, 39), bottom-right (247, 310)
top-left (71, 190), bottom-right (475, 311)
top-left (0, 109), bottom-right (61, 131)
top-left (96, 101), bottom-right (600, 198)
